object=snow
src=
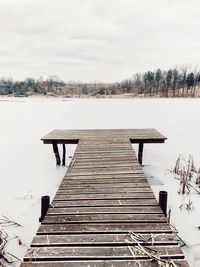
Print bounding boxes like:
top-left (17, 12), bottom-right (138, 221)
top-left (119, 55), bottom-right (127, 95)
top-left (0, 97), bottom-right (200, 266)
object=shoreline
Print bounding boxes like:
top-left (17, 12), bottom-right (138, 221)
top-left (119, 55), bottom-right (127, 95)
top-left (0, 93), bottom-right (200, 99)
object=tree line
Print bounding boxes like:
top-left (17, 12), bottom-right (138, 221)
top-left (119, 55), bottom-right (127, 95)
top-left (0, 76), bottom-right (65, 96)
top-left (121, 66), bottom-right (200, 97)
top-left (0, 66), bottom-right (200, 97)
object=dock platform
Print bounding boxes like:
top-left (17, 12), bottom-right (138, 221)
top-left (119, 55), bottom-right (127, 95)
top-left (20, 129), bottom-right (189, 267)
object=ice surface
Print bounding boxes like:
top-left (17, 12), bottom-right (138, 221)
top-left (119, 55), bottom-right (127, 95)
top-left (0, 97), bottom-right (199, 266)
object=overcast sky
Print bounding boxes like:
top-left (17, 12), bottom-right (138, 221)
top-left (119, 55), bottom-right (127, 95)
top-left (0, 0), bottom-right (199, 82)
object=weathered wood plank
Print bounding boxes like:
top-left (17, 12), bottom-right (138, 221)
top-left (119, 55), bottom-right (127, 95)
top-left (24, 246), bottom-right (183, 260)
top-left (61, 181), bottom-right (148, 187)
top-left (65, 171), bottom-right (145, 176)
top-left (64, 173), bottom-right (146, 179)
top-left (74, 150), bottom-right (134, 154)
top-left (72, 163), bottom-right (141, 169)
top-left (42, 214), bottom-right (166, 224)
top-left (21, 260), bottom-right (189, 267)
top-left (76, 148), bottom-right (133, 152)
top-left (51, 199), bottom-right (159, 207)
top-left (69, 164), bottom-right (141, 170)
top-left (73, 159), bottom-right (138, 164)
top-left (74, 156), bottom-right (137, 160)
top-left (69, 168), bottom-right (142, 174)
top-left (54, 192), bottom-right (155, 201)
top-left (31, 233), bottom-right (179, 246)
top-left (62, 179), bottom-right (145, 184)
top-left (59, 182), bottom-right (150, 189)
top-left (66, 170), bottom-right (144, 176)
top-left (75, 147), bottom-right (133, 151)
top-left (61, 180), bottom-right (147, 185)
top-left (47, 206), bottom-right (162, 215)
top-left (37, 222), bottom-right (173, 234)
top-left (57, 188), bottom-right (152, 194)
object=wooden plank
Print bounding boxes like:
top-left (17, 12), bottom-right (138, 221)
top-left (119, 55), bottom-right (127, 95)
top-left (51, 199), bottom-right (159, 207)
top-left (24, 246), bottom-right (183, 260)
top-left (61, 180), bottom-right (149, 184)
top-left (61, 179), bottom-right (147, 185)
top-left (74, 151), bottom-right (134, 156)
top-left (58, 186), bottom-right (151, 191)
top-left (72, 163), bottom-right (141, 168)
top-left (47, 206), bottom-right (162, 215)
top-left (64, 173), bottom-right (146, 179)
top-left (76, 147), bottom-right (132, 151)
top-left (56, 187), bottom-right (152, 194)
top-left (75, 147), bottom-right (133, 151)
top-left (66, 170), bottom-right (144, 176)
top-left (21, 260), bottom-right (189, 267)
top-left (63, 175), bottom-right (146, 180)
top-left (54, 192), bottom-right (155, 201)
top-left (37, 223), bottom-right (173, 234)
top-left (69, 167), bottom-right (142, 173)
top-left (73, 158), bottom-right (138, 162)
top-left (77, 142), bottom-right (132, 146)
top-left (74, 154), bottom-right (136, 158)
top-left (61, 183), bottom-right (148, 189)
top-left (79, 141), bottom-right (130, 145)
top-left (74, 149), bottom-right (134, 153)
top-left (74, 150), bottom-right (135, 154)
top-left (73, 159), bottom-right (138, 164)
top-left (65, 172), bottom-right (145, 177)
top-left (60, 180), bottom-right (148, 186)
top-left (73, 155), bottom-right (137, 160)
top-left (59, 182), bottom-right (150, 189)
top-left (31, 233), bottom-right (179, 246)
top-left (78, 140), bottom-right (132, 144)
top-left (42, 214), bottom-right (166, 224)
top-left (67, 169), bottom-right (143, 174)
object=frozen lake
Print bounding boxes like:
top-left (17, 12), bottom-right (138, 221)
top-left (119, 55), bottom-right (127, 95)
top-left (0, 97), bottom-right (200, 266)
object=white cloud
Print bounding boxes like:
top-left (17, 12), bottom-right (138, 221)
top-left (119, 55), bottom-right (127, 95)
top-left (0, 0), bottom-right (199, 82)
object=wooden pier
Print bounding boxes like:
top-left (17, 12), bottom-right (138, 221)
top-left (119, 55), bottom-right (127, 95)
top-left (21, 129), bottom-right (189, 267)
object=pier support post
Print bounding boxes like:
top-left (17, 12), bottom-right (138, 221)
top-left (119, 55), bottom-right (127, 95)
top-left (62, 144), bottom-right (66, 166)
top-left (39, 195), bottom-right (50, 222)
top-left (52, 141), bottom-right (61, 165)
top-left (138, 141), bottom-right (144, 165)
top-left (159, 191), bottom-right (168, 216)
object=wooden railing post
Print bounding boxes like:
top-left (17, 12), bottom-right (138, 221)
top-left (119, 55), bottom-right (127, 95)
top-left (159, 191), bottom-right (168, 216)
top-left (39, 195), bottom-right (50, 222)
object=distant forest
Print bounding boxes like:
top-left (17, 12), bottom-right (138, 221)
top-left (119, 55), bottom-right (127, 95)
top-left (0, 66), bottom-right (200, 97)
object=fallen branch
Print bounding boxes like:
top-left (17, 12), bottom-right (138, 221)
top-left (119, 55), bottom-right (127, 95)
top-left (0, 229), bottom-right (21, 265)
top-left (126, 232), bottom-right (179, 267)
top-left (0, 215), bottom-right (21, 228)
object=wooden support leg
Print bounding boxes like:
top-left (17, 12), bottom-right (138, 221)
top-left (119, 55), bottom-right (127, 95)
top-left (138, 141), bottom-right (144, 165)
top-left (52, 141), bottom-right (61, 165)
top-left (62, 144), bottom-right (66, 166)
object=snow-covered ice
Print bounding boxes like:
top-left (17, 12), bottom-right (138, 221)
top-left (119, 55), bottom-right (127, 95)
top-left (0, 97), bottom-right (200, 266)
